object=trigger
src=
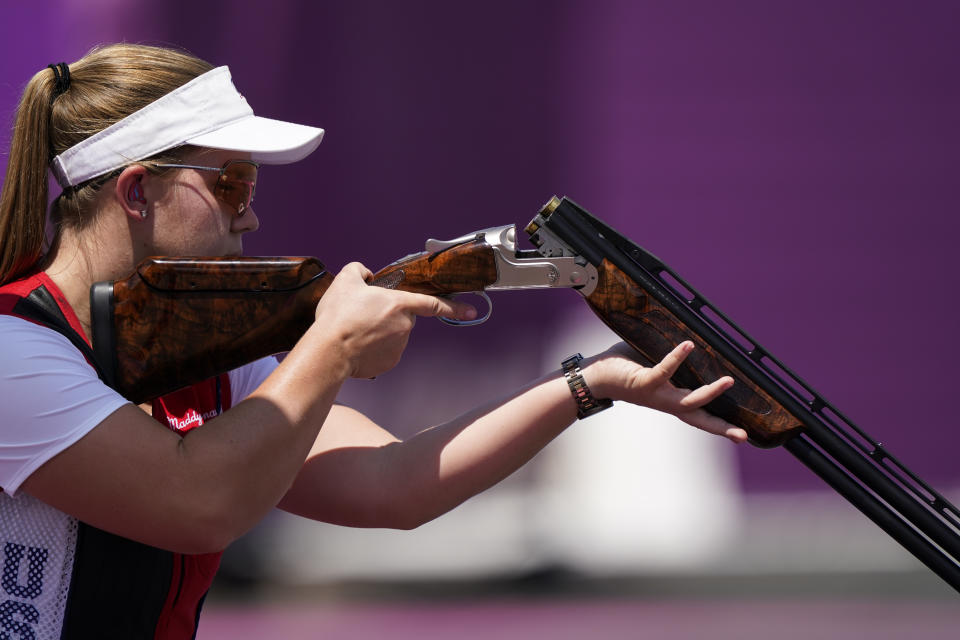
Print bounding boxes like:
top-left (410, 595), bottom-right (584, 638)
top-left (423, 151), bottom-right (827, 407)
top-left (438, 292), bottom-right (492, 327)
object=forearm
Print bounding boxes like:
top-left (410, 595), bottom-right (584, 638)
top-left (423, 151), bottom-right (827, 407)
top-left (384, 369), bottom-right (576, 528)
top-left (280, 343), bottom-right (743, 530)
top-left (176, 324), bottom-right (351, 539)
top-left (280, 367), bottom-right (578, 529)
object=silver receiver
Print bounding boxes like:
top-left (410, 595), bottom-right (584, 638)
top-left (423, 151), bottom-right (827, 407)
top-left (425, 224), bottom-right (598, 296)
top-left (422, 223), bottom-right (597, 326)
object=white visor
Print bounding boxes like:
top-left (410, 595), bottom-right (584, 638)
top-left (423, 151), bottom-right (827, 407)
top-left (50, 66), bottom-right (324, 188)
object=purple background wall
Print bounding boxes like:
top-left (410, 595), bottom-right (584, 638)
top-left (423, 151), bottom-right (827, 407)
top-left (2, 1), bottom-right (958, 492)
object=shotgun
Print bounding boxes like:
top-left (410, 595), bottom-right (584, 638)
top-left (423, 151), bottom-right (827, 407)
top-left (89, 196), bottom-right (960, 591)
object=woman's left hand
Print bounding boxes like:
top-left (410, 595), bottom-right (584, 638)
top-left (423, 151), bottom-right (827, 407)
top-left (583, 341), bottom-right (749, 443)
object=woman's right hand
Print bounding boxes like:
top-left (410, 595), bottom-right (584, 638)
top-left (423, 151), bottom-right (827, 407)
top-left (313, 262), bottom-right (476, 379)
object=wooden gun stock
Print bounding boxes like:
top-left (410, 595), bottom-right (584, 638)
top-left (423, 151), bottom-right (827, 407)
top-left (91, 241), bottom-right (500, 404)
top-left (92, 257), bottom-right (333, 403)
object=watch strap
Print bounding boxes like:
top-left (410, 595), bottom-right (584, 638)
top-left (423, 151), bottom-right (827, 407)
top-left (561, 353), bottom-right (613, 419)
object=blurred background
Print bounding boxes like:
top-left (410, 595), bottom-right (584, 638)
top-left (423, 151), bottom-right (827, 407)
top-left (2, 1), bottom-right (959, 637)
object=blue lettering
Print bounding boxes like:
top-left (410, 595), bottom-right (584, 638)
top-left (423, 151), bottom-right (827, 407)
top-left (0, 600), bottom-right (38, 639)
top-left (1, 545), bottom-right (46, 600)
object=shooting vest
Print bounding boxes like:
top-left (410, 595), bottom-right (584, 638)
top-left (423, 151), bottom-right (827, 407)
top-left (0, 271), bottom-right (231, 640)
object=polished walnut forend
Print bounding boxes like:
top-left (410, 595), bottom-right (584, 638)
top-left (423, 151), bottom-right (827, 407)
top-left (108, 241), bottom-right (499, 404)
top-left (584, 260), bottom-right (802, 447)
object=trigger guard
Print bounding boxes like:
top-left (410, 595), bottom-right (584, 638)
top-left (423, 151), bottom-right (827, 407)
top-left (438, 292), bottom-right (492, 326)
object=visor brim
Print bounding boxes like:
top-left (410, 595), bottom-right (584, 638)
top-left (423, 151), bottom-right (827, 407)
top-left (187, 115), bottom-right (324, 165)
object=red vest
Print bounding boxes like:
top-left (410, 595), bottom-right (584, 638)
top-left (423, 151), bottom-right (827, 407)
top-left (0, 271), bottom-right (231, 640)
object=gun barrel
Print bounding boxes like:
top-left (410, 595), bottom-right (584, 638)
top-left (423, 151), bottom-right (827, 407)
top-left (529, 195), bottom-right (960, 593)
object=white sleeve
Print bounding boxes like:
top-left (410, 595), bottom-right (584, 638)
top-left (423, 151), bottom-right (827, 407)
top-left (227, 355), bottom-right (279, 403)
top-left (0, 316), bottom-right (130, 496)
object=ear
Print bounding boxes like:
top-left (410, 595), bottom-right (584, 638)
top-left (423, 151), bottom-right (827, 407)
top-left (114, 165), bottom-right (150, 220)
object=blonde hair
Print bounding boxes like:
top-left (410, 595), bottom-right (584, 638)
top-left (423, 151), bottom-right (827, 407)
top-left (0, 43), bottom-right (213, 285)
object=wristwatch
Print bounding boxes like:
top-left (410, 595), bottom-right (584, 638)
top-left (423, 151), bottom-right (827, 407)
top-left (561, 353), bottom-right (613, 419)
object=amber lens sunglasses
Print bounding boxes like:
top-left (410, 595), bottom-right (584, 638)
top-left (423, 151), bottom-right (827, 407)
top-left (155, 159), bottom-right (260, 216)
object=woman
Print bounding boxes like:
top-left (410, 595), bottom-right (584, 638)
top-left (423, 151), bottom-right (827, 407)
top-left (0, 44), bottom-right (745, 639)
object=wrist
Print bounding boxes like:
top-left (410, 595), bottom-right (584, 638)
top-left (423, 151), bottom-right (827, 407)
top-left (294, 323), bottom-right (356, 382)
top-left (579, 353), bottom-right (616, 399)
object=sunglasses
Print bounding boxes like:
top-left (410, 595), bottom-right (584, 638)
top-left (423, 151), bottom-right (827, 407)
top-left (155, 159), bottom-right (260, 216)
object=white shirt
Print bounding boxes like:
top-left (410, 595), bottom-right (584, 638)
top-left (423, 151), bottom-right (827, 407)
top-left (0, 315), bottom-right (276, 495)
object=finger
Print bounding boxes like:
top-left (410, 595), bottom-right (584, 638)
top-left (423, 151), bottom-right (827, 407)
top-left (678, 376), bottom-right (734, 409)
top-left (396, 290), bottom-right (478, 321)
top-left (340, 261), bottom-right (374, 281)
top-left (439, 298), bottom-right (479, 321)
top-left (680, 409), bottom-right (749, 443)
top-left (605, 342), bottom-right (655, 367)
top-left (650, 341), bottom-right (695, 382)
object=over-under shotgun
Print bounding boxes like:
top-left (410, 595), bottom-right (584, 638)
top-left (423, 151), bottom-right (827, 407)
top-left (90, 196), bottom-right (960, 592)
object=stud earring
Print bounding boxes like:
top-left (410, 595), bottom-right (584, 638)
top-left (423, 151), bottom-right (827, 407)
top-left (138, 209), bottom-right (148, 219)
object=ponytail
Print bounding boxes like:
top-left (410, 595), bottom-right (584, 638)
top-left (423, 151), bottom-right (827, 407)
top-left (0, 44), bottom-right (213, 286)
top-left (0, 68), bottom-right (57, 285)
